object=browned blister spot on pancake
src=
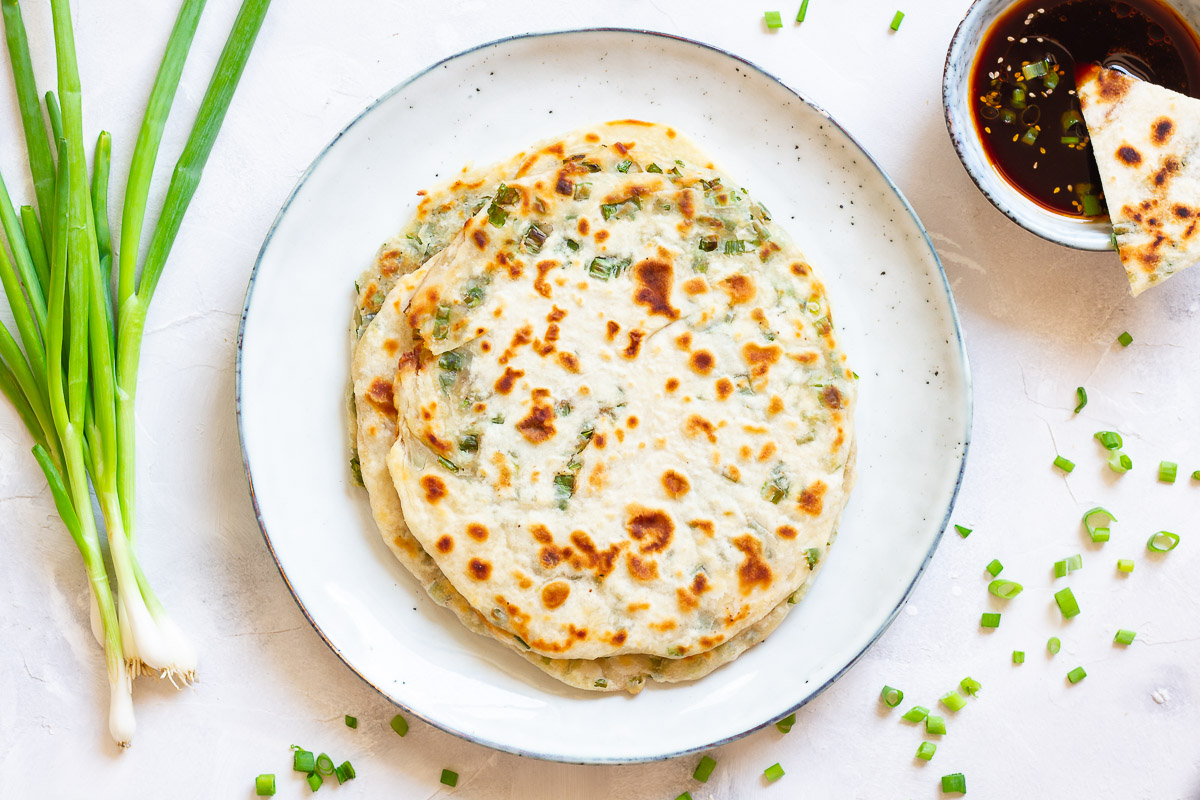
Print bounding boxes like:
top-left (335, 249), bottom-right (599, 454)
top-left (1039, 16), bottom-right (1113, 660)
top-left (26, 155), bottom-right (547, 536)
top-left (648, 619), bottom-right (677, 633)
top-left (698, 634), bottom-right (724, 649)
top-left (688, 519), bottom-right (715, 536)
top-left (497, 251), bottom-right (523, 279)
top-left (423, 427), bottom-right (452, 455)
top-left (382, 338), bottom-right (400, 356)
top-left (676, 586), bottom-right (699, 611)
top-left (1152, 117), bottom-right (1175, 145)
top-left (467, 523), bottom-right (488, 542)
top-left (718, 273), bottom-right (756, 305)
top-left (609, 630), bottom-right (628, 645)
top-left (626, 415), bottom-right (639, 429)
top-left (1095, 66), bottom-right (1131, 100)
top-left (594, 229), bottom-right (609, 244)
top-left (534, 260), bottom-right (558, 299)
top-left (556, 352), bottom-right (580, 372)
top-left (715, 377), bottom-right (733, 401)
top-left (547, 305), bottom-right (567, 322)
top-left (623, 329), bottom-right (645, 359)
top-left (759, 442), bottom-right (778, 461)
top-left (631, 258), bottom-right (679, 319)
top-left (576, 217), bottom-right (590, 236)
top-left (790, 262), bottom-right (810, 277)
top-left (626, 553), bottom-right (659, 581)
top-left (1153, 156), bottom-right (1181, 187)
top-left (495, 366), bottom-right (524, 395)
top-left (491, 451), bottom-right (512, 490)
top-left (798, 480), bottom-right (827, 515)
top-left (1117, 145), bottom-right (1142, 167)
top-left (662, 470), bottom-right (690, 498)
top-left (683, 276), bottom-right (708, 296)
top-left (516, 389), bottom-right (557, 444)
top-left (742, 342), bottom-right (781, 381)
top-left (626, 506), bottom-right (674, 553)
top-left (593, 433), bottom-right (608, 449)
top-left (603, 321), bottom-right (620, 344)
top-left (821, 385), bottom-right (845, 409)
top-left (541, 581), bottom-right (570, 609)
top-left (435, 535), bottom-right (453, 553)
top-left (468, 558), bottom-right (492, 580)
top-left (1174, 204), bottom-right (1194, 219)
top-left (739, 445), bottom-right (753, 460)
top-left (675, 332), bottom-right (693, 350)
top-left (732, 534), bottom-right (772, 594)
top-left (666, 377), bottom-right (681, 393)
top-left (365, 377), bottom-right (397, 417)
top-left (421, 475), bottom-right (446, 504)
top-left (685, 414), bottom-right (717, 443)
top-left (777, 525), bottom-right (798, 539)
top-left (724, 464), bottom-right (741, 482)
top-left (689, 350), bottom-right (715, 375)
top-left (472, 228), bottom-right (489, 249)
top-left (587, 461), bottom-right (608, 491)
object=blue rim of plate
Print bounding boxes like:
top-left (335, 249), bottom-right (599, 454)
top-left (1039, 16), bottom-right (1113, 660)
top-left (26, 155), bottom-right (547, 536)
top-left (236, 26), bottom-right (973, 765)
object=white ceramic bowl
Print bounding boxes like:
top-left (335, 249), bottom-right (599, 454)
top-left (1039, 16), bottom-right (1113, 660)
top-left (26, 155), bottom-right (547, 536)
top-left (943, 0), bottom-right (1200, 250)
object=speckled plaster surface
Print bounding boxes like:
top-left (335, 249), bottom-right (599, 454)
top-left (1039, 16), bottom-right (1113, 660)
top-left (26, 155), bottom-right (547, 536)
top-left (1, 1), bottom-right (1197, 798)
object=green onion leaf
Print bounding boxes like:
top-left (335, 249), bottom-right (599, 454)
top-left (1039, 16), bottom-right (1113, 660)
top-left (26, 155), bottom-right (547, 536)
top-left (941, 773), bottom-right (966, 794)
top-left (981, 612), bottom-right (1001, 628)
top-left (494, 184), bottom-right (518, 206)
top-left (615, 159), bottom-right (633, 173)
top-left (954, 524), bottom-right (972, 539)
top-left (1117, 331), bottom-right (1133, 347)
top-left (764, 10), bottom-right (784, 28)
top-left (438, 351), bottom-right (464, 371)
top-left (344, 714), bottom-right (357, 729)
top-left (693, 755), bottom-right (717, 782)
top-left (699, 235), bottom-right (718, 252)
top-left (1094, 430), bottom-right (1122, 450)
top-left (1013, 650), bottom-right (1025, 664)
top-left (926, 715), bottom-right (946, 735)
top-left (880, 685), bottom-right (904, 707)
top-left (1067, 666), bottom-right (1087, 684)
top-left (440, 769), bottom-right (458, 787)
top-left (1061, 109), bottom-right (1083, 131)
top-left (775, 713), bottom-right (796, 733)
top-left (939, 690), bottom-right (967, 712)
top-left (1011, 87), bottom-right (1027, 109)
top-left (1073, 386), bottom-right (1087, 413)
top-left (293, 748), bottom-right (315, 773)
top-left (723, 239), bottom-right (746, 255)
top-left (1108, 451), bottom-right (1133, 473)
top-left (960, 676), bottom-right (981, 696)
top-left (985, 558), bottom-right (1003, 577)
top-left (804, 547), bottom-right (820, 569)
top-left (463, 285), bottom-right (485, 307)
top-left (1193, 470), bottom-right (1200, 481)
top-left (487, 201), bottom-right (508, 228)
top-left (1053, 455), bottom-right (1075, 473)
top-left (676, 794), bottom-right (693, 800)
top-left (1159, 461), bottom-right (1178, 483)
top-left (901, 705), bottom-right (929, 723)
top-left (307, 773), bottom-right (322, 792)
top-left (797, 0), bottom-right (810, 22)
top-left (1048, 636), bottom-right (1061, 655)
top-left (1020, 126), bottom-right (1040, 146)
top-left (1022, 59), bottom-right (1049, 80)
top-left (1061, 135), bottom-right (1080, 144)
top-left (646, 162), bottom-right (663, 173)
top-left (255, 774), bottom-right (276, 796)
top-left (1044, 70), bottom-right (1061, 90)
top-left (588, 255), bottom-right (631, 280)
top-left (916, 741), bottom-right (937, 761)
top-left (522, 223), bottom-right (550, 254)
top-left (1083, 507), bottom-right (1115, 543)
top-left (1114, 628), bottom-right (1136, 646)
top-left (763, 763), bottom-right (785, 783)
top-left (1147, 531), bottom-right (1180, 553)
top-left (390, 714), bottom-right (409, 737)
top-left (459, 433), bottom-right (479, 452)
top-left (1067, 553), bottom-right (1082, 571)
top-left (1080, 194), bottom-right (1101, 216)
top-left (1054, 587), bottom-right (1080, 618)
top-left (1117, 558), bottom-right (1134, 573)
top-left (315, 754), bottom-right (335, 777)
top-left (988, 579), bottom-right (1023, 599)
top-left (437, 455), bottom-right (459, 472)
top-left (1053, 559), bottom-right (1069, 579)
top-left (890, 10), bottom-right (905, 30)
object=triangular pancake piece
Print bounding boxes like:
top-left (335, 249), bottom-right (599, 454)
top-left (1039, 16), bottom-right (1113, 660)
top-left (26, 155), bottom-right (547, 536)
top-left (1078, 65), bottom-right (1200, 295)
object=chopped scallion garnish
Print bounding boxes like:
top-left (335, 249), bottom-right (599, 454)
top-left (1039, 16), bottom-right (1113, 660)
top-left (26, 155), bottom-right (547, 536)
top-left (693, 755), bottom-right (717, 782)
top-left (880, 685), bottom-right (904, 707)
top-left (1108, 451), bottom-right (1133, 473)
top-left (723, 239), bottom-right (746, 255)
top-left (901, 705), bottom-right (929, 723)
top-left (926, 715), bottom-right (946, 735)
top-left (440, 769), bottom-right (458, 787)
top-left (255, 774), bottom-right (276, 796)
top-left (985, 558), bottom-right (1003, 577)
top-left (437, 455), bottom-right (459, 472)
top-left (1117, 331), bottom-right (1133, 347)
top-left (1073, 386), bottom-right (1087, 413)
top-left (615, 159), bottom-right (633, 173)
top-left (487, 201), bottom-right (508, 228)
top-left (390, 714), bottom-right (409, 737)
top-left (980, 612), bottom-right (1001, 628)
top-left (1116, 558), bottom-right (1134, 573)
top-left (1080, 194), bottom-right (1101, 216)
top-left (307, 773), bottom-right (322, 792)
top-left (335, 761), bottom-right (356, 783)
top-left (764, 11), bottom-right (784, 28)
top-left (1159, 461), bottom-right (1178, 483)
top-left (775, 713), bottom-right (796, 733)
top-left (293, 748), bottom-right (315, 773)
top-left (588, 255), bottom-right (631, 280)
top-left (763, 763), bottom-right (785, 783)
top-left (1054, 587), bottom-right (1080, 618)
top-left (916, 741), bottom-right (937, 761)
top-left (941, 773), bottom-right (966, 794)
top-left (797, 0), bottom-right (810, 22)
top-left (954, 524), bottom-right (972, 539)
top-left (939, 690), bottom-right (967, 712)
top-left (988, 579), bottom-right (1023, 599)
top-left (1013, 650), bottom-right (1025, 664)
top-left (344, 714), bottom-right (357, 729)
top-left (1022, 59), bottom-right (1049, 80)
top-left (1053, 455), bottom-right (1075, 473)
top-left (1083, 507), bottom-right (1115, 543)
top-left (963, 678), bottom-right (984, 700)
top-left (1094, 430), bottom-right (1122, 450)
top-left (315, 754), bottom-right (335, 777)
top-left (1146, 531), bottom-right (1180, 553)
top-left (645, 163), bottom-right (663, 173)
top-left (1114, 628), bottom-right (1136, 646)
top-left (1066, 666), bottom-right (1087, 684)
top-left (890, 10), bottom-right (905, 30)
top-left (1048, 636), bottom-right (1061, 655)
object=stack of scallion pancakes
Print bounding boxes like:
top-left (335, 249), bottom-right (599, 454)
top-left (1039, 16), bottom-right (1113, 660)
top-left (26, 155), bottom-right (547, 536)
top-left (351, 121), bottom-right (857, 692)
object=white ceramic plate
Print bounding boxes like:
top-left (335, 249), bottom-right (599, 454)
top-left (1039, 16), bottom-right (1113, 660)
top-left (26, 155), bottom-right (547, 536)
top-left (237, 29), bottom-right (971, 764)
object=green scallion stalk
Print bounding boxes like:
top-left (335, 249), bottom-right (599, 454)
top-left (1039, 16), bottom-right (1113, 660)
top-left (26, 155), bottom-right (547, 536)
top-left (1114, 628), bottom-right (1136, 646)
top-left (336, 761), bottom-right (356, 783)
top-left (1066, 665), bottom-right (1087, 684)
top-left (1053, 454), bottom-right (1075, 473)
top-left (306, 772), bottom-right (322, 792)
top-left (440, 769), bottom-right (459, 787)
top-left (960, 676), bottom-right (981, 697)
top-left (880, 685), bottom-right (904, 707)
top-left (954, 524), bottom-right (972, 538)
top-left (1117, 331), bottom-right (1133, 347)
top-left (1012, 650), bottom-right (1025, 664)
top-left (916, 741), bottom-right (936, 761)
top-left (926, 715), bottom-right (946, 735)
top-left (980, 612), bottom-right (1001, 628)
top-left (1146, 531), bottom-right (1180, 553)
top-left (890, 10), bottom-right (905, 30)
top-left (1116, 558), bottom-right (1134, 573)
top-left (764, 10), bottom-right (783, 28)
top-left (1094, 430), bottom-right (1122, 450)
top-left (693, 755), bottom-right (717, 783)
top-left (1073, 386), bottom-right (1086, 413)
top-left (901, 705), bottom-right (929, 723)
top-left (775, 713), bottom-right (796, 733)
top-left (254, 774), bottom-right (276, 796)
top-left (796, 0), bottom-right (810, 22)
top-left (763, 763), bottom-right (785, 783)
top-left (1158, 461), bottom-right (1177, 483)
top-left (1047, 636), bottom-right (1061, 655)
top-left (941, 773), bottom-right (966, 794)
top-left (1, 0), bottom-right (56, 236)
top-left (1108, 451), bottom-right (1132, 473)
top-left (344, 714), bottom-right (357, 729)
top-left (939, 690), bottom-right (967, 712)
top-left (1054, 587), bottom-right (1080, 618)
top-left (988, 579), bottom-right (1023, 599)
top-left (985, 558), bottom-right (1003, 577)
top-left (292, 747), bottom-right (315, 773)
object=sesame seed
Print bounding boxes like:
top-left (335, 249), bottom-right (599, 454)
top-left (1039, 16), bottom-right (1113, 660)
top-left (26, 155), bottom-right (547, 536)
top-left (1020, 37), bottom-right (1028, 43)
top-left (984, 126), bottom-right (992, 134)
top-left (1054, 187), bottom-right (1061, 194)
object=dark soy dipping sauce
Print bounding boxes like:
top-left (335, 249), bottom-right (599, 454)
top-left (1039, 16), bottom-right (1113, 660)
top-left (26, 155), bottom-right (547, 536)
top-left (970, 0), bottom-right (1200, 218)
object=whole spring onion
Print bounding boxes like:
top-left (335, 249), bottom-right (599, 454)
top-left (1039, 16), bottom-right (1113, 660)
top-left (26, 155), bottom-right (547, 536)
top-left (0, 0), bottom-right (271, 747)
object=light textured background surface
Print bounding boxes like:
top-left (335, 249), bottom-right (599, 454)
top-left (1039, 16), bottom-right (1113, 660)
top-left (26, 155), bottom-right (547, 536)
top-left (1, 1), bottom-right (1197, 797)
